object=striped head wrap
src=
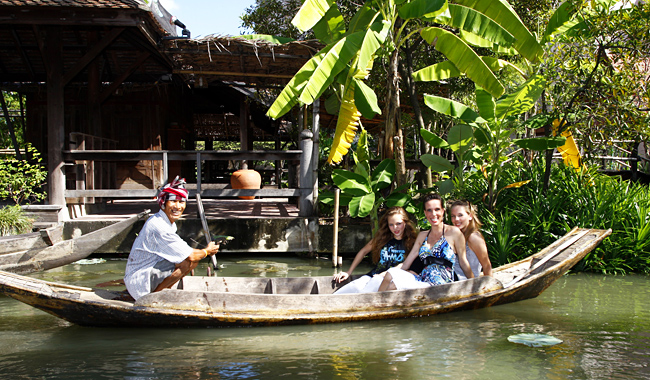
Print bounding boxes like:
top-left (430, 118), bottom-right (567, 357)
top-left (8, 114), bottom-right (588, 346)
top-left (157, 176), bottom-right (189, 208)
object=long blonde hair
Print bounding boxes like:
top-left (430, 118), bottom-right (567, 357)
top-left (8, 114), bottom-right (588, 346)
top-left (450, 200), bottom-right (484, 242)
top-left (370, 207), bottom-right (418, 263)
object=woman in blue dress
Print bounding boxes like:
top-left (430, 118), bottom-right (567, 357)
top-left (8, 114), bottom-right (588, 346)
top-left (334, 207), bottom-right (418, 293)
top-left (378, 194), bottom-right (473, 291)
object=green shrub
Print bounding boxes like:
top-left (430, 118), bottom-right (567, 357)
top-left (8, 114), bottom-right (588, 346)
top-left (0, 145), bottom-right (47, 204)
top-left (0, 204), bottom-right (33, 236)
top-left (459, 157), bottom-right (650, 274)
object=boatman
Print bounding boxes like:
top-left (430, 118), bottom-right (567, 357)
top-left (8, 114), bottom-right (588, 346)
top-left (124, 177), bottom-right (219, 301)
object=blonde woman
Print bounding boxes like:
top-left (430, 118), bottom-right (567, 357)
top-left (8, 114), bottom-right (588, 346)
top-left (449, 200), bottom-right (492, 280)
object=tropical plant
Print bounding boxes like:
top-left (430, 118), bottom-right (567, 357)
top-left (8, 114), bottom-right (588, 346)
top-left (0, 145), bottom-right (47, 204)
top-left (419, 123), bottom-right (475, 195)
top-left (420, 75), bottom-right (565, 209)
top-left (538, 0), bottom-right (650, 188)
top-left (0, 91), bottom-right (26, 156)
top-left (459, 155), bottom-right (650, 274)
top-left (319, 130), bottom-right (413, 232)
top-left (266, 0), bottom-right (543, 189)
top-left (0, 204), bottom-right (32, 236)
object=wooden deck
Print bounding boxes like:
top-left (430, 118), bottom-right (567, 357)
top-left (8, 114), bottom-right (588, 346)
top-left (72, 198), bottom-right (300, 221)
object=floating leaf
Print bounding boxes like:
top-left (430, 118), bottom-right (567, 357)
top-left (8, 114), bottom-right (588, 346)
top-left (508, 333), bottom-right (563, 347)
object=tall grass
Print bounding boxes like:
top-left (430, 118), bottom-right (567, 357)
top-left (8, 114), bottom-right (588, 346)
top-left (0, 205), bottom-right (33, 236)
top-left (460, 159), bottom-right (650, 274)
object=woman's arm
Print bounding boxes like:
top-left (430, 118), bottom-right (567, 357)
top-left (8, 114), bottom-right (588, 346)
top-left (400, 231), bottom-right (427, 272)
top-left (447, 226), bottom-right (473, 279)
top-left (333, 241), bottom-right (373, 282)
top-left (468, 232), bottom-right (492, 276)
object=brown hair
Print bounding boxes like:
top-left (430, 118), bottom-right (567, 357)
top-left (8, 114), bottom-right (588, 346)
top-left (370, 207), bottom-right (418, 263)
top-left (449, 199), bottom-right (484, 242)
top-left (423, 193), bottom-right (443, 207)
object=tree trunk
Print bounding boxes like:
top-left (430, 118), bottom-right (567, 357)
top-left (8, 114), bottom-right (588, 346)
top-left (401, 40), bottom-right (432, 188)
top-left (383, 37), bottom-right (406, 187)
top-left (541, 90), bottom-right (552, 194)
top-left (0, 91), bottom-right (22, 160)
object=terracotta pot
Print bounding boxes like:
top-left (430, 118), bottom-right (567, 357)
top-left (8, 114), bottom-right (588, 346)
top-left (230, 169), bottom-right (261, 200)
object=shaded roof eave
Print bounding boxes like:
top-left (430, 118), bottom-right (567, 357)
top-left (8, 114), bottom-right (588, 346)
top-left (162, 36), bottom-right (323, 88)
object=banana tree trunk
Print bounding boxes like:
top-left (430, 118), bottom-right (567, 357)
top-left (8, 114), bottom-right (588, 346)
top-left (383, 41), bottom-right (407, 187)
top-left (401, 40), bottom-right (432, 188)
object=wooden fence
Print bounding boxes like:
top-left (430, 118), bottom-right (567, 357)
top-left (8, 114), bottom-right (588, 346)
top-left (62, 131), bottom-right (317, 216)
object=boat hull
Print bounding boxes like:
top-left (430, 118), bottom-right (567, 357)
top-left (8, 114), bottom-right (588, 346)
top-left (0, 210), bottom-right (149, 274)
top-left (0, 227), bottom-right (611, 327)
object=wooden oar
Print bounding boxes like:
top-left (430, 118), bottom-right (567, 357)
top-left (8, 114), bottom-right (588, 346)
top-left (504, 229), bottom-right (591, 288)
top-left (196, 193), bottom-right (217, 274)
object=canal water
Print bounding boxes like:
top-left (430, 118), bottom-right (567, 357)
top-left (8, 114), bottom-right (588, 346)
top-left (0, 255), bottom-right (648, 379)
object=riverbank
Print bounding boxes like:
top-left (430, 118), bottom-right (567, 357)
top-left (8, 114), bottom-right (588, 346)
top-left (38, 199), bottom-right (370, 256)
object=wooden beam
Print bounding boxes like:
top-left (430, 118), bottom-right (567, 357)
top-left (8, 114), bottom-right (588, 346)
top-left (65, 188), bottom-right (302, 198)
top-left (120, 29), bottom-right (172, 69)
top-left (11, 28), bottom-right (36, 82)
top-left (87, 30), bottom-right (102, 137)
top-left (172, 69), bottom-right (294, 79)
top-left (99, 51), bottom-right (150, 103)
top-left (0, 9), bottom-right (142, 27)
top-left (32, 25), bottom-right (47, 67)
top-left (62, 28), bottom-right (125, 86)
top-left (62, 150), bottom-right (302, 162)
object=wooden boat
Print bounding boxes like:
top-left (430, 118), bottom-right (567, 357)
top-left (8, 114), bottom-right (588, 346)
top-left (0, 223), bottom-right (65, 256)
top-left (0, 210), bottom-right (149, 274)
top-left (0, 227), bottom-right (610, 327)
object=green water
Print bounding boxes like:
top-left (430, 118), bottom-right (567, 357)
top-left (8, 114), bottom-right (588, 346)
top-left (0, 256), bottom-right (648, 379)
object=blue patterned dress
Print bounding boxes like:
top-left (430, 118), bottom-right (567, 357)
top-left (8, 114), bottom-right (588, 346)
top-left (416, 228), bottom-right (457, 286)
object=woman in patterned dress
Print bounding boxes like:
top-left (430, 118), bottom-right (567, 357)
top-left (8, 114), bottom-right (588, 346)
top-left (377, 194), bottom-right (473, 291)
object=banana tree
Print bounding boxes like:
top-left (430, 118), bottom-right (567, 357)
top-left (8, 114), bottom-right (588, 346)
top-left (319, 130), bottom-right (412, 232)
top-left (266, 0), bottom-right (542, 189)
top-left (421, 75), bottom-right (566, 210)
top-left (420, 123), bottom-right (477, 195)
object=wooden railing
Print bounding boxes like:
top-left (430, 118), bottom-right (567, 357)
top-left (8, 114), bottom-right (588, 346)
top-left (62, 131), bottom-right (317, 217)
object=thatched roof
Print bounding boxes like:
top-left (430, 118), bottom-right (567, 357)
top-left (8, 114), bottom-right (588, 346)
top-left (162, 36), bottom-right (322, 89)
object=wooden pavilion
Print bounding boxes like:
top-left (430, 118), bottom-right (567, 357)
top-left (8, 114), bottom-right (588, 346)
top-left (0, 0), bottom-right (322, 221)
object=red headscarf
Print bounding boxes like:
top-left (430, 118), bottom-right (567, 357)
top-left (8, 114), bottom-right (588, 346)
top-left (157, 176), bottom-right (189, 208)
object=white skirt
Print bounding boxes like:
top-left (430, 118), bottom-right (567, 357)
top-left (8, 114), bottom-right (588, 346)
top-left (335, 274), bottom-right (388, 294)
top-left (386, 267), bottom-right (432, 290)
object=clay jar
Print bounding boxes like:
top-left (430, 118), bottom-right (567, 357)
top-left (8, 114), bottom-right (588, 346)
top-left (230, 169), bottom-right (261, 199)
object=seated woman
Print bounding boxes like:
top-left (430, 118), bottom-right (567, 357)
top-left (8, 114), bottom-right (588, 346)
top-left (450, 200), bottom-right (492, 280)
top-left (378, 194), bottom-right (473, 291)
top-left (333, 207), bottom-right (418, 293)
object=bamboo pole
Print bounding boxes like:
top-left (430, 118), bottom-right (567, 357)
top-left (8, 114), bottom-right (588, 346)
top-left (332, 188), bottom-right (340, 267)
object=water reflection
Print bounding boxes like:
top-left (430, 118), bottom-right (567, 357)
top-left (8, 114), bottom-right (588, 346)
top-left (0, 257), bottom-right (648, 379)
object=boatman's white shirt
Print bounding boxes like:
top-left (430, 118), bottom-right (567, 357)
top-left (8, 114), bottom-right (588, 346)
top-left (124, 210), bottom-right (193, 300)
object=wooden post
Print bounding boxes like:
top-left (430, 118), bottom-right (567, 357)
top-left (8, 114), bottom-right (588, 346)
top-left (312, 99), bottom-right (320, 211)
top-left (196, 152), bottom-right (202, 194)
top-left (45, 27), bottom-right (68, 221)
top-left (332, 188), bottom-right (340, 267)
top-left (239, 94), bottom-right (251, 170)
top-left (298, 130), bottom-right (313, 217)
top-left (631, 142), bottom-right (639, 182)
top-left (162, 151), bottom-right (169, 187)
